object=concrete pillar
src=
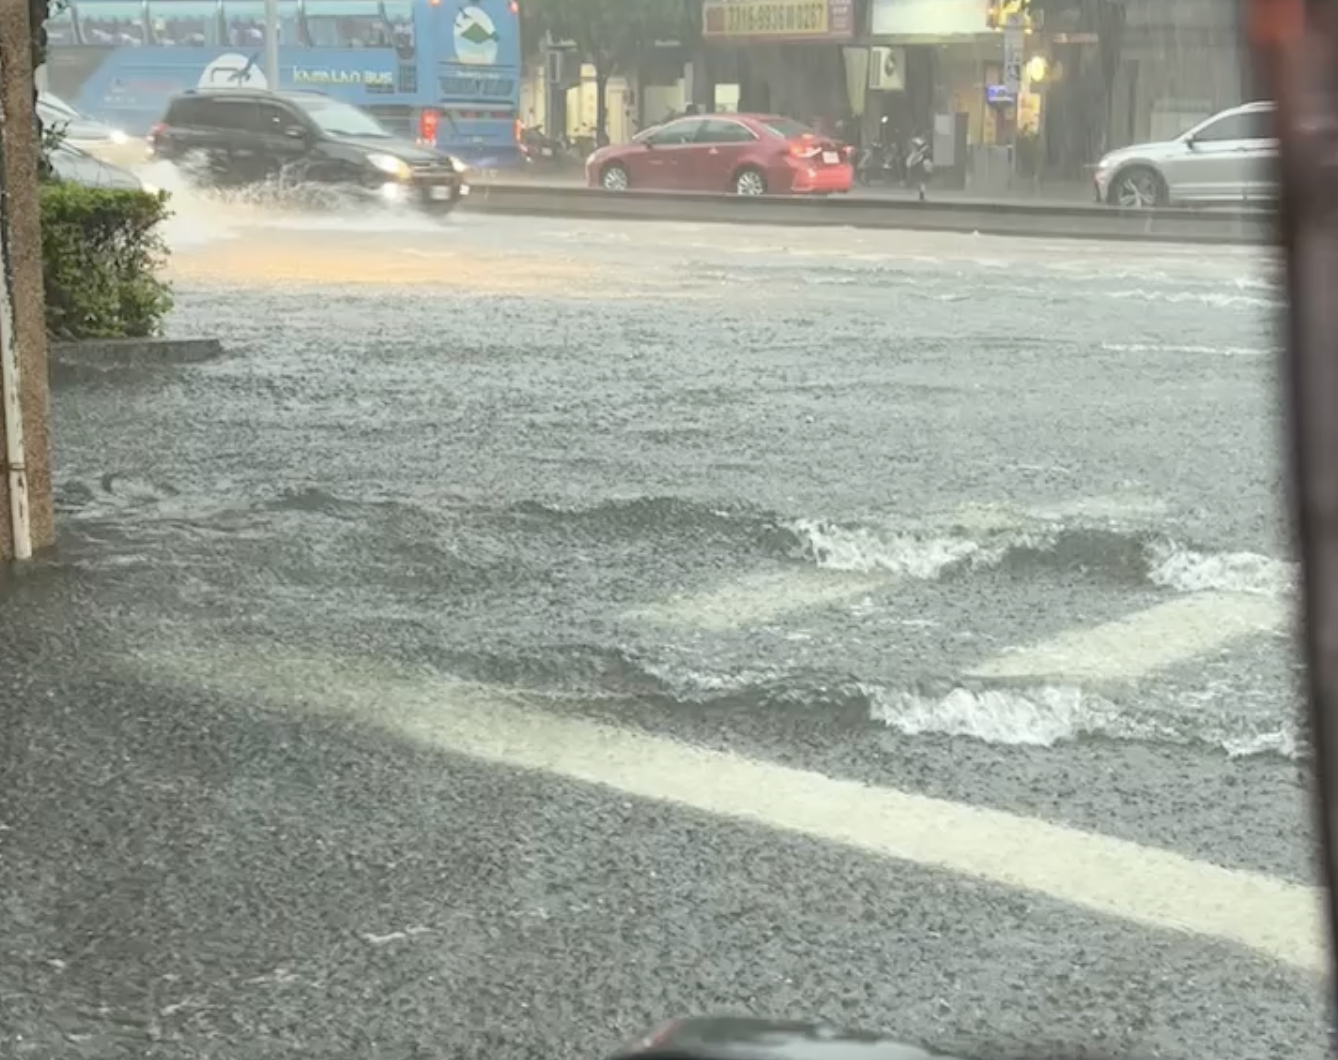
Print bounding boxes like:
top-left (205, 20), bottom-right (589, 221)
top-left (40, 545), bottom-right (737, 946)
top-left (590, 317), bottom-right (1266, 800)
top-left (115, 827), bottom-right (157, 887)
top-left (0, 0), bottom-right (55, 561)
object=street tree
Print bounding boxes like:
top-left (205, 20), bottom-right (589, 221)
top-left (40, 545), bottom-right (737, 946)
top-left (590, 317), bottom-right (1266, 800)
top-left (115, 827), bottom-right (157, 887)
top-left (522, 0), bottom-right (689, 142)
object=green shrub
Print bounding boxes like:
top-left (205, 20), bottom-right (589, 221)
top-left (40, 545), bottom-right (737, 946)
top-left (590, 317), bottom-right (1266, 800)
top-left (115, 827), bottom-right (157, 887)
top-left (40, 182), bottom-right (174, 340)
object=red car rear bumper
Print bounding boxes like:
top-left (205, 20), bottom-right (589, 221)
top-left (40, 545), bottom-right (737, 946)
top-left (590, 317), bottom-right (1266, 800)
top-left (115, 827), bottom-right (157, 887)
top-left (788, 163), bottom-right (854, 194)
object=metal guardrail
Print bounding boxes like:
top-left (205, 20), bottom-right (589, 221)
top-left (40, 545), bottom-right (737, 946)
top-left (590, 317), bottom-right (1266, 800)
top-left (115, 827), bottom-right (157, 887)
top-left (462, 183), bottom-right (1275, 245)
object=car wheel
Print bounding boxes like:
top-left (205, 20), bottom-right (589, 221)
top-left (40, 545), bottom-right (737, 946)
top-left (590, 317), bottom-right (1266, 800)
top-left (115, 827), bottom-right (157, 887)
top-left (733, 167), bottom-right (767, 196)
top-left (601, 164), bottom-right (629, 191)
top-left (1108, 165), bottom-right (1167, 209)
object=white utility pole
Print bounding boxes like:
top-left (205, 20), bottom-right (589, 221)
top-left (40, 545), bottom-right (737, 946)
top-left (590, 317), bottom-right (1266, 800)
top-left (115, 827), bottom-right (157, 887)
top-left (0, 152), bottom-right (33, 561)
top-left (264, 0), bottom-right (280, 89)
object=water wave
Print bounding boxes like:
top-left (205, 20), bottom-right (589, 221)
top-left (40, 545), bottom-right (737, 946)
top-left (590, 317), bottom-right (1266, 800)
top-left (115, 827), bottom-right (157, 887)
top-left (644, 664), bottom-right (1302, 762)
top-left (57, 481), bottom-right (1293, 600)
top-left (865, 682), bottom-right (1300, 761)
top-left (443, 645), bottom-right (1303, 762)
top-left (787, 516), bottom-right (1293, 597)
top-left (50, 477), bottom-right (1301, 760)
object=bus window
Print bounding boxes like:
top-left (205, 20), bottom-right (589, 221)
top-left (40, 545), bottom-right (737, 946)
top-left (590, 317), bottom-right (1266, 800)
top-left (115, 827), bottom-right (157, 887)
top-left (146, 0), bottom-right (223, 45)
top-left (79, 0), bottom-right (148, 45)
top-left (220, 0), bottom-right (298, 45)
top-left (45, 2), bottom-right (82, 45)
top-left (379, 0), bottom-right (413, 49)
top-left (301, 0), bottom-right (392, 48)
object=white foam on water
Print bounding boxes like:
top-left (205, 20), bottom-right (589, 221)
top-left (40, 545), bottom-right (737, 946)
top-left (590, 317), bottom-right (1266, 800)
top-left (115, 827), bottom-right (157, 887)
top-left (787, 509), bottom-right (1296, 599)
top-left (1146, 541), bottom-right (1296, 597)
top-left (1107, 286), bottom-right (1283, 311)
top-left (788, 517), bottom-right (998, 578)
top-left (1100, 342), bottom-right (1273, 358)
top-left (867, 681), bottom-right (1301, 760)
top-left (869, 684), bottom-right (1125, 747)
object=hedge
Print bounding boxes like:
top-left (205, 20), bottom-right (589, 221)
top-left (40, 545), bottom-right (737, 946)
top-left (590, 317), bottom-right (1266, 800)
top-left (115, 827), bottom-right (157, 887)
top-left (40, 182), bottom-right (174, 340)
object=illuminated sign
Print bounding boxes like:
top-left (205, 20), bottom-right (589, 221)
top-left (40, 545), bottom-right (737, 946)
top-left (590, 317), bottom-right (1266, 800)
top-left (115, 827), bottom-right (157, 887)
top-left (293, 68), bottom-right (393, 86)
top-left (439, 74), bottom-right (515, 98)
top-left (702, 0), bottom-right (854, 41)
top-left (438, 63), bottom-right (515, 100)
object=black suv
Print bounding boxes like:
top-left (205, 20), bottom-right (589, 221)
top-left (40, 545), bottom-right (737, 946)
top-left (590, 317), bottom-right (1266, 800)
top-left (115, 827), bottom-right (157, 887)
top-left (148, 88), bottom-right (469, 213)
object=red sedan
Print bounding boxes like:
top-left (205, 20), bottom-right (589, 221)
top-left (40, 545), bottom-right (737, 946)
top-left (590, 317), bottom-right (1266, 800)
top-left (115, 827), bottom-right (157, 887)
top-left (584, 114), bottom-right (854, 197)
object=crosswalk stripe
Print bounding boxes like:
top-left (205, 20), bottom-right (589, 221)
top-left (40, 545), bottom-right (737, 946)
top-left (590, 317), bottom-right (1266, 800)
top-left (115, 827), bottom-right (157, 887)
top-left (129, 641), bottom-right (1326, 975)
top-left (966, 592), bottom-right (1287, 683)
top-left (626, 569), bottom-right (895, 632)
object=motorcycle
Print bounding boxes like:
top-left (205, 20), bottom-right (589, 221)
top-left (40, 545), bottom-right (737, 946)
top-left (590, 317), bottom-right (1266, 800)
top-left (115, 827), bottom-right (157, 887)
top-left (518, 123), bottom-right (566, 168)
top-left (855, 142), bottom-right (902, 186)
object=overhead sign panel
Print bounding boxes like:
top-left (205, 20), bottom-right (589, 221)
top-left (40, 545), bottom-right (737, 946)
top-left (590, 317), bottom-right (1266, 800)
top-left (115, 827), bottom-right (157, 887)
top-left (702, 0), bottom-right (855, 42)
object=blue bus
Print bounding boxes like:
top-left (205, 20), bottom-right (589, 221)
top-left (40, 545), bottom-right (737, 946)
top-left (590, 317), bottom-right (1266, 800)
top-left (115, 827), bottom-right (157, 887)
top-left (43, 0), bottom-right (524, 165)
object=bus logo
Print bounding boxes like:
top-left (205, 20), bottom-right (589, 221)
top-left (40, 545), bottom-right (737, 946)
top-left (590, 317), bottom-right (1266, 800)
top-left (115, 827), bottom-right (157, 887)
top-left (453, 6), bottom-right (499, 65)
top-left (198, 53), bottom-right (268, 89)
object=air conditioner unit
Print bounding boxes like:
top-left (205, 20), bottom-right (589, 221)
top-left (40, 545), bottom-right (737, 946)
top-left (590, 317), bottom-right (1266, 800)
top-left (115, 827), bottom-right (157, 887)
top-left (868, 46), bottom-right (905, 91)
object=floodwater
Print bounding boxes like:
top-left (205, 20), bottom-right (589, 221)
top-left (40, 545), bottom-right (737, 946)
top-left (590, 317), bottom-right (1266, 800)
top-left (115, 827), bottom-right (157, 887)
top-left (1, 180), bottom-right (1320, 1060)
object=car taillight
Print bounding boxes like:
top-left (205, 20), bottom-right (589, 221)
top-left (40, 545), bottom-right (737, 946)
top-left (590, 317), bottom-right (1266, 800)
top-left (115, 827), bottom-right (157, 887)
top-left (789, 139), bottom-right (820, 159)
top-left (514, 118), bottom-right (523, 143)
top-left (418, 108), bottom-right (439, 142)
top-left (148, 121), bottom-right (166, 139)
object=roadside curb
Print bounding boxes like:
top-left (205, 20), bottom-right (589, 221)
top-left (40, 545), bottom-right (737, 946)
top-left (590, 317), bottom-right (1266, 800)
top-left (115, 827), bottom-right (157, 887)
top-left (462, 185), bottom-right (1274, 246)
top-left (49, 337), bottom-right (225, 367)
top-left (48, 337), bottom-right (226, 386)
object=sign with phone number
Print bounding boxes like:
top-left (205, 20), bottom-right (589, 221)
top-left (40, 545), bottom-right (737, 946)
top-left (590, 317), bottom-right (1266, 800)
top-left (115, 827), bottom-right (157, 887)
top-left (702, 0), bottom-right (853, 41)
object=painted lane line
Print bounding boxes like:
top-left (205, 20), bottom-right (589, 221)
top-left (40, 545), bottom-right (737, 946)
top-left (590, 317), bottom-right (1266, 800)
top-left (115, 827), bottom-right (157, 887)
top-left (627, 569), bottom-right (896, 632)
top-left (946, 495), bottom-right (1171, 532)
top-left (966, 592), bottom-right (1287, 683)
top-left (131, 643), bottom-right (1326, 974)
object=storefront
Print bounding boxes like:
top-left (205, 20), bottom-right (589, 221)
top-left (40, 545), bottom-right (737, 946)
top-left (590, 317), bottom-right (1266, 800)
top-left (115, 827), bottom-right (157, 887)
top-left (865, 0), bottom-right (1003, 187)
top-left (699, 0), bottom-right (858, 129)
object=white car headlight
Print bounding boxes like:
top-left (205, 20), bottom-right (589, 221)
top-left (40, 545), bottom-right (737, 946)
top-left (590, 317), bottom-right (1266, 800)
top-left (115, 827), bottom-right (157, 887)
top-left (447, 155), bottom-right (468, 174)
top-left (367, 153), bottom-right (412, 180)
top-left (109, 129), bottom-right (129, 145)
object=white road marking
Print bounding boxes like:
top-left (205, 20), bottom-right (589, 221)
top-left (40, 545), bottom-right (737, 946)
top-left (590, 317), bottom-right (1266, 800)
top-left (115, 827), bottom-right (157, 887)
top-left (132, 642), bottom-right (1325, 974)
top-left (947, 495), bottom-right (1171, 532)
top-left (627, 569), bottom-right (894, 632)
top-left (966, 592), bottom-right (1287, 683)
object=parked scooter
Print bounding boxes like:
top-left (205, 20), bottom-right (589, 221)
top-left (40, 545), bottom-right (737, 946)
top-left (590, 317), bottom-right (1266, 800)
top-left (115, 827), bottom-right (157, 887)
top-left (518, 123), bottom-right (567, 168)
top-left (855, 142), bottom-right (902, 186)
top-left (855, 115), bottom-right (901, 186)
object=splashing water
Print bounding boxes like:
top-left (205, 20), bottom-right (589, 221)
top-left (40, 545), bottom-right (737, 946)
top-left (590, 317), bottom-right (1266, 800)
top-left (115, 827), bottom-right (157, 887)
top-left (137, 157), bottom-right (457, 252)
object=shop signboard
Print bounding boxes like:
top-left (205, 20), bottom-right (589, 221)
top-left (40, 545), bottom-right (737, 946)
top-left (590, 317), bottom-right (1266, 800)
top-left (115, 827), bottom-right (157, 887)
top-left (701, 0), bottom-right (855, 43)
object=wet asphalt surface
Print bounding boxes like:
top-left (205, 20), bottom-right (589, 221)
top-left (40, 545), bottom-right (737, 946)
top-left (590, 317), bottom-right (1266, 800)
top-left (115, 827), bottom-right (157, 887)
top-left (1, 209), bottom-right (1324, 1060)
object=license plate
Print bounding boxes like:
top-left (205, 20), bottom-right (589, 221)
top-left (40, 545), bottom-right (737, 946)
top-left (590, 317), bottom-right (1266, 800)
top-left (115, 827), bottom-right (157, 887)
top-left (541, 146), bottom-right (554, 157)
top-left (822, 150), bottom-right (839, 164)
top-left (429, 186), bottom-right (452, 201)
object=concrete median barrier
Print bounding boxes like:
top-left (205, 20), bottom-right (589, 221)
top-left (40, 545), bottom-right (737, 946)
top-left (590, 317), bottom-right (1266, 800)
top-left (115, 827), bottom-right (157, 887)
top-left (462, 183), bottom-right (1275, 245)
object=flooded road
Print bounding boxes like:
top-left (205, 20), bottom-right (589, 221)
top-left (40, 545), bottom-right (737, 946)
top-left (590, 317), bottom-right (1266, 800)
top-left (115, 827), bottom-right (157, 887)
top-left (2, 209), bottom-right (1321, 1059)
